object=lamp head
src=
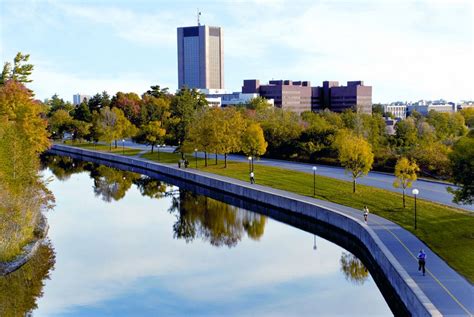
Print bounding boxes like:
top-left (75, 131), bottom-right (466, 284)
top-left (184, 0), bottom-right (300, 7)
top-left (412, 188), bottom-right (419, 195)
top-left (312, 166), bottom-right (317, 171)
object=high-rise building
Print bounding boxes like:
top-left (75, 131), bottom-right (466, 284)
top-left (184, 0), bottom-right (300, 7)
top-left (177, 25), bottom-right (224, 90)
top-left (73, 94), bottom-right (91, 106)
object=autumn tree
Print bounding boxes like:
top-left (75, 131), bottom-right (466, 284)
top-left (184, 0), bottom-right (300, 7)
top-left (92, 106), bottom-right (137, 150)
top-left (334, 131), bottom-right (374, 193)
top-left (184, 109), bottom-right (217, 167)
top-left (110, 92), bottom-right (142, 125)
top-left (393, 157), bottom-right (419, 207)
top-left (217, 108), bottom-right (246, 167)
top-left (48, 109), bottom-right (74, 139)
top-left (241, 122), bottom-right (267, 169)
top-left (135, 120), bottom-right (166, 154)
top-left (258, 108), bottom-right (302, 157)
top-left (0, 79), bottom-right (53, 260)
top-left (340, 252), bottom-right (369, 285)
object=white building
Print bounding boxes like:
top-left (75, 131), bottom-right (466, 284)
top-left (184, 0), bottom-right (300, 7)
top-left (200, 89), bottom-right (274, 108)
top-left (406, 100), bottom-right (456, 116)
top-left (383, 103), bottom-right (407, 119)
top-left (73, 94), bottom-right (91, 106)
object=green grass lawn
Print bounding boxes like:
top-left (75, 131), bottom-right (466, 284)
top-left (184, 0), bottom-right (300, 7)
top-left (143, 153), bottom-right (474, 283)
top-left (61, 141), bottom-right (142, 156)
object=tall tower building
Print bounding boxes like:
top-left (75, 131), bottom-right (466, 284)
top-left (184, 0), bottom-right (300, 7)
top-left (177, 25), bottom-right (224, 90)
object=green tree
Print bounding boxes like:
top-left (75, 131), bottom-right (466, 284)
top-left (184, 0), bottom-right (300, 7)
top-left (136, 120), bottom-right (166, 154)
top-left (245, 96), bottom-right (271, 112)
top-left (393, 157), bottom-right (420, 207)
top-left (48, 109), bottom-right (74, 139)
top-left (168, 88), bottom-right (208, 151)
top-left (395, 117), bottom-right (418, 147)
top-left (258, 108), bottom-right (302, 157)
top-left (0, 52), bottom-right (34, 85)
top-left (334, 131), bottom-right (374, 193)
top-left (72, 100), bottom-right (92, 122)
top-left (140, 94), bottom-right (170, 126)
top-left (46, 94), bottom-right (74, 117)
top-left (145, 85), bottom-right (170, 99)
top-left (460, 108), bottom-right (474, 128)
top-left (448, 133), bottom-right (474, 204)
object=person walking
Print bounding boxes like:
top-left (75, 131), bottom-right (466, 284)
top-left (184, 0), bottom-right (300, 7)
top-left (417, 249), bottom-right (427, 276)
top-left (250, 171), bottom-right (255, 184)
top-left (363, 206), bottom-right (369, 223)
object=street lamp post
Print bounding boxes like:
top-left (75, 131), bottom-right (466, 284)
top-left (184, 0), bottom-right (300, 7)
top-left (312, 166), bottom-right (317, 196)
top-left (122, 139), bottom-right (125, 154)
top-left (248, 156), bottom-right (252, 173)
top-left (313, 235), bottom-right (317, 250)
top-left (412, 188), bottom-right (419, 229)
top-left (194, 149), bottom-right (198, 168)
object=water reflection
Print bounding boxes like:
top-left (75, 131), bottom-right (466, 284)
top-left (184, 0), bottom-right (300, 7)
top-left (169, 190), bottom-right (266, 247)
top-left (340, 252), bottom-right (369, 285)
top-left (0, 242), bottom-right (55, 316)
top-left (32, 154), bottom-right (395, 316)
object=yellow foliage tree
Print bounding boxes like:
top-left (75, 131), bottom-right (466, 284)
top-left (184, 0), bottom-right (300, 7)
top-left (393, 157), bottom-right (420, 208)
top-left (334, 131), bottom-right (374, 193)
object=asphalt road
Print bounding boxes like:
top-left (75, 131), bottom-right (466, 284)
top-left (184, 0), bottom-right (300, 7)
top-left (122, 140), bottom-right (473, 212)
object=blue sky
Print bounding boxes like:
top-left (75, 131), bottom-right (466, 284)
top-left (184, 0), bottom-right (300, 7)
top-left (1, 0), bottom-right (472, 103)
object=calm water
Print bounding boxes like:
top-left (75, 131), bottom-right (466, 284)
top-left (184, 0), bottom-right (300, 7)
top-left (2, 155), bottom-right (394, 316)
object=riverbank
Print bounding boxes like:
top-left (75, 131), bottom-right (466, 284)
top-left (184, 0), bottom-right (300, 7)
top-left (49, 144), bottom-right (474, 316)
top-left (0, 213), bottom-right (49, 276)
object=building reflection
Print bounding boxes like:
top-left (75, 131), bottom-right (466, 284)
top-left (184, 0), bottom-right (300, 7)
top-left (0, 242), bottom-right (55, 316)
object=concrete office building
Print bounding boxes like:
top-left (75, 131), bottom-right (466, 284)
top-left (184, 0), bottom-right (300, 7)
top-left (177, 25), bottom-right (224, 90)
top-left (312, 81), bottom-right (372, 114)
top-left (242, 80), bottom-right (312, 114)
top-left (73, 94), bottom-right (91, 106)
top-left (242, 79), bottom-right (372, 114)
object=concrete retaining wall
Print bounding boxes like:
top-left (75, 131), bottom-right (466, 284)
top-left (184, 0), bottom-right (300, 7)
top-left (50, 144), bottom-right (441, 316)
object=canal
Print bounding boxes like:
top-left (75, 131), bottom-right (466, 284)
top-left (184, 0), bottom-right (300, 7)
top-left (1, 154), bottom-right (401, 316)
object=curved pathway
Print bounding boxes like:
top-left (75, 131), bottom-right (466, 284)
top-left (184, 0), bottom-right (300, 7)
top-left (122, 140), bottom-right (473, 212)
top-left (51, 144), bottom-right (474, 316)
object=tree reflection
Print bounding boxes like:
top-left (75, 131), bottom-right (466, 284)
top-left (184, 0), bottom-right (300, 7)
top-left (340, 252), bottom-right (369, 285)
top-left (90, 166), bottom-right (140, 202)
top-left (40, 154), bottom-right (87, 181)
top-left (0, 242), bottom-right (55, 317)
top-left (133, 176), bottom-right (169, 199)
top-left (169, 190), bottom-right (267, 247)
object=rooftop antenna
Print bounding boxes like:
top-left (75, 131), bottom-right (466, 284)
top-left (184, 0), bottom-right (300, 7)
top-left (197, 9), bottom-right (201, 26)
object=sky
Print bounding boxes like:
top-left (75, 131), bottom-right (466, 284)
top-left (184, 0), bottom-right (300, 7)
top-left (0, 0), bottom-right (473, 103)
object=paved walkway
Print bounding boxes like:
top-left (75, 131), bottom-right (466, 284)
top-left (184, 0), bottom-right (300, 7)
top-left (190, 167), bottom-right (474, 316)
top-left (122, 140), bottom-right (473, 212)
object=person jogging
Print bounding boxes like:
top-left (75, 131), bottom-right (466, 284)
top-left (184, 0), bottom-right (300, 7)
top-left (417, 249), bottom-right (427, 276)
top-left (363, 206), bottom-right (369, 223)
top-left (250, 171), bottom-right (255, 184)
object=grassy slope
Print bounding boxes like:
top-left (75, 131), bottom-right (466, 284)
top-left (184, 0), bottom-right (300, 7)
top-left (142, 151), bottom-right (474, 283)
